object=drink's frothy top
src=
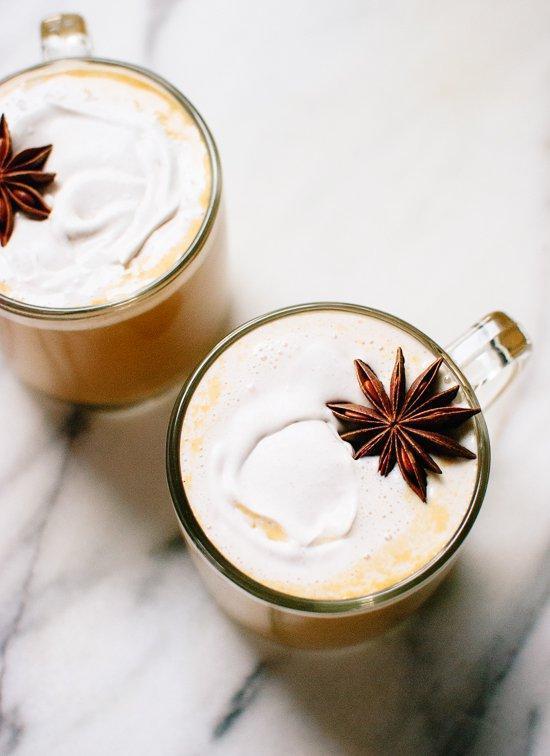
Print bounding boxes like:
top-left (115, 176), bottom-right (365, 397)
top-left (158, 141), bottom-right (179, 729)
top-left (180, 309), bottom-right (480, 600)
top-left (0, 60), bottom-right (210, 308)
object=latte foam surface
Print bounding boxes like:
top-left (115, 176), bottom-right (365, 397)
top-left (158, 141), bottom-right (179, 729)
top-left (180, 310), bottom-right (480, 600)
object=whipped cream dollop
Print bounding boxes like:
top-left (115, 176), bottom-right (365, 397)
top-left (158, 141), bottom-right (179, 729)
top-left (181, 311), bottom-right (480, 599)
top-left (205, 336), bottom-right (378, 567)
top-left (238, 421), bottom-right (357, 547)
top-left (0, 62), bottom-right (209, 307)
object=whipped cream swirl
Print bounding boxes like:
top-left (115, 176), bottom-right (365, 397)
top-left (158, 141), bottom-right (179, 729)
top-left (0, 63), bottom-right (208, 307)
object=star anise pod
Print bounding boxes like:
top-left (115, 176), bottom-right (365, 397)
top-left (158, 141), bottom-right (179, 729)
top-left (0, 114), bottom-right (55, 246)
top-left (327, 348), bottom-right (480, 502)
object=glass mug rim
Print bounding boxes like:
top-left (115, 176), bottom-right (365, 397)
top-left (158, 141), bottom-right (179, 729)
top-left (0, 56), bottom-right (222, 322)
top-left (166, 302), bottom-right (491, 616)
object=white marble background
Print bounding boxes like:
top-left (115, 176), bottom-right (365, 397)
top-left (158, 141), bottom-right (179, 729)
top-left (0, 1), bottom-right (549, 754)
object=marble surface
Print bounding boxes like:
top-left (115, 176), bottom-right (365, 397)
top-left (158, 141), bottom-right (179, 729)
top-left (0, 1), bottom-right (548, 754)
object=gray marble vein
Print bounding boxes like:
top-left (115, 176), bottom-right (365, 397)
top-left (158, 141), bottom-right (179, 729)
top-left (145, 0), bottom-right (184, 61)
top-left (213, 661), bottom-right (266, 740)
top-left (0, 408), bottom-right (86, 754)
top-left (425, 544), bottom-right (549, 755)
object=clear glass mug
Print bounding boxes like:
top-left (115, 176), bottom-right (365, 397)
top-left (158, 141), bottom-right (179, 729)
top-left (167, 303), bottom-right (531, 649)
top-left (0, 15), bottom-right (229, 406)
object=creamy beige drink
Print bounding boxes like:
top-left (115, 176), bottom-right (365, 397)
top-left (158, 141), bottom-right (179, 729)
top-left (180, 309), bottom-right (479, 602)
top-left (0, 59), bottom-right (227, 405)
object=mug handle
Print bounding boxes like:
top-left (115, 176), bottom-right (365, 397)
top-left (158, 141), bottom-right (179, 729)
top-left (446, 311), bottom-right (531, 410)
top-left (40, 14), bottom-right (92, 61)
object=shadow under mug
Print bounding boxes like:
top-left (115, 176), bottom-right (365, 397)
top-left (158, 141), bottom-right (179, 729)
top-left (167, 303), bottom-right (531, 649)
top-left (0, 14), bottom-right (229, 406)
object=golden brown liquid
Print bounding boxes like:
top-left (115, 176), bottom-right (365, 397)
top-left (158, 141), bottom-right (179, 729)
top-left (0, 62), bottom-right (228, 405)
top-left (0, 216), bottom-right (228, 405)
top-left (185, 528), bottom-right (453, 649)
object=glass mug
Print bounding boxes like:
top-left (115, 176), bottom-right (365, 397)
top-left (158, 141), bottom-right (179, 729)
top-left (0, 15), bottom-right (229, 406)
top-left (167, 303), bottom-right (531, 649)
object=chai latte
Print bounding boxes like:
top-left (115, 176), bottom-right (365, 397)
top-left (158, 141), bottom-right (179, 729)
top-left (0, 60), bottom-right (227, 404)
top-left (179, 309), bottom-right (480, 612)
